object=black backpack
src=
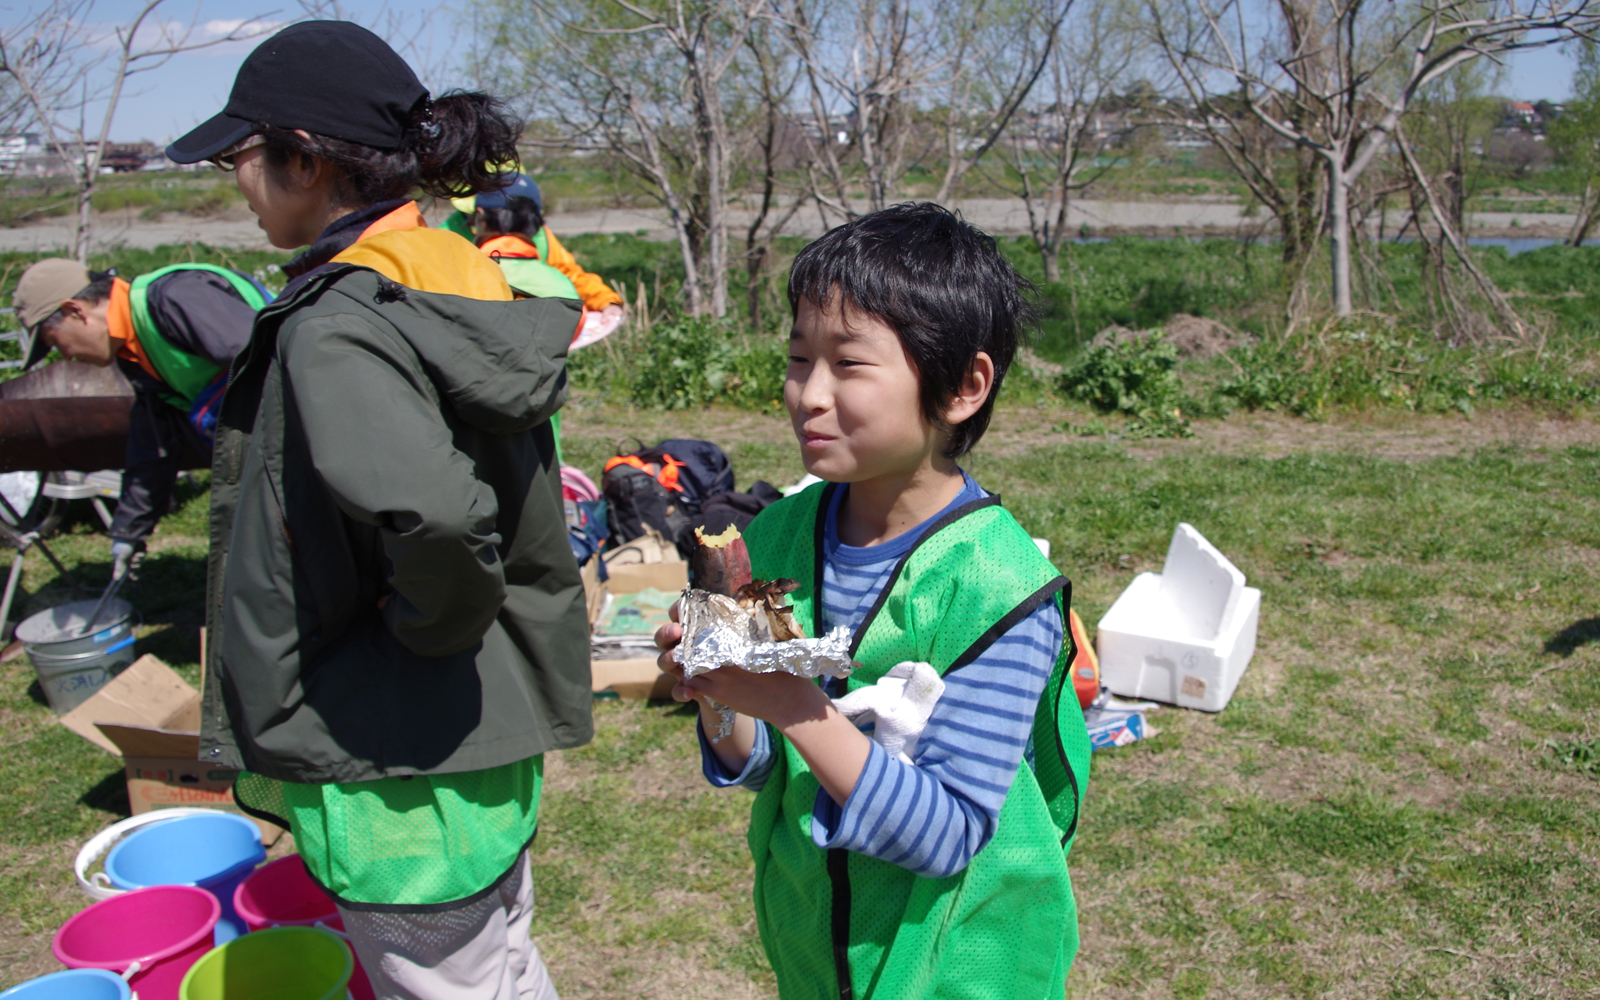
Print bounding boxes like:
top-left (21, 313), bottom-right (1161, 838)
top-left (692, 481), bottom-right (783, 537)
top-left (601, 460), bottom-right (690, 551)
top-left (602, 439), bottom-right (737, 554)
top-left (650, 439), bottom-right (734, 512)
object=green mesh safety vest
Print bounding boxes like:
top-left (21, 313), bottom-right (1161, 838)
top-left (234, 756), bottom-right (542, 909)
top-left (743, 481), bottom-right (1092, 1000)
top-left (128, 264), bottom-right (269, 407)
top-left (491, 255), bottom-right (580, 302)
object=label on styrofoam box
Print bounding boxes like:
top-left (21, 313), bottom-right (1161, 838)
top-left (1084, 708), bottom-right (1148, 751)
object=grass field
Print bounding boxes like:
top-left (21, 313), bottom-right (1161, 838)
top-left (1, 398), bottom-right (1597, 998)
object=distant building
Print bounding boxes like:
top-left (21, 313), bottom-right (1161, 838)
top-left (1506, 100), bottom-right (1538, 125)
top-left (0, 132), bottom-right (46, 173)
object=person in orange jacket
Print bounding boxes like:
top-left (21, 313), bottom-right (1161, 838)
top-left (443, 173), bottom-right (624, 347)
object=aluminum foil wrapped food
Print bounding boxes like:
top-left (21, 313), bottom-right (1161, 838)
top-left (677, 526), bottom-right (855, 740)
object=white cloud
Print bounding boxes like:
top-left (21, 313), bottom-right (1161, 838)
top-left (199, 18), bottom-right (284, 40)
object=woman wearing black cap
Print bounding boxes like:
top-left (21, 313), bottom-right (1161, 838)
top-left (167, 21), bottom-right (592, 999)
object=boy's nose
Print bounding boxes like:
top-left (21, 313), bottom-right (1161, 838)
top-left (795, 371), bottom-right (833, 412)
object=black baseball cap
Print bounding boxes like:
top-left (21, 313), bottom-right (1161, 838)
top-left (166, 20), bottom-right (428, 164)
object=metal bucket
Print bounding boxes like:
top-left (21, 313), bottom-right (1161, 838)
top-left (16, 598), bottom-right (139, 713)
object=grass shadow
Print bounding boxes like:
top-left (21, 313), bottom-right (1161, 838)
top-left (1544, 617), bottom-right (1600, 657)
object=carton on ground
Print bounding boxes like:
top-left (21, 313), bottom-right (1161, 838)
top-left (1096, 523), bottom-right (1260, 712)
top-left (589, 560), bottom-right (686, 700)
top-left (59, 654), bottom-right (282, 842)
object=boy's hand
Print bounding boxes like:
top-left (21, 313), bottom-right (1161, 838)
top-left (680, 665), bottom-right (830, 730)
top-left (653, 600), bottom-right (697, 704)
top-left (654, 598), bottom-right (828, 724)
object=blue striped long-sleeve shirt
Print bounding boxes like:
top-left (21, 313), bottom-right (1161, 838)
top-left (699, 473), bottom-right (1063, 878)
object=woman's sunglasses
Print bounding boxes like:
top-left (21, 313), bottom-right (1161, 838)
top-left (211, 135), bottom-right (266, 171)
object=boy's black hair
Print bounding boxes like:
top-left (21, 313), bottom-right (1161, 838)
top-left (475, 196), bottom-right (545, 242)
top-left (787, 202), bottom-right (1033, 459)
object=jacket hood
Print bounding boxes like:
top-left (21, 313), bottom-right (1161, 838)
top-left (272, 227), bottom-right (582, 435)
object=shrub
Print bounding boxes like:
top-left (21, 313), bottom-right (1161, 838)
top-left (568, 315), bottom-right (785, 411)
top-left (1218, 321), bottom-right (1600, 416)
top-left (1057, 333), bottom-right (1193, 437)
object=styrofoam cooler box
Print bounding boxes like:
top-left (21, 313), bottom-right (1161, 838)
top-left (1096, 523), bottom-right (1260, 712)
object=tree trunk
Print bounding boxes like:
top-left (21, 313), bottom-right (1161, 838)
top-left (1328, 160), bottom-right (1353, 316)
top-left (73, 167), bottom-right (95, 264)
top-left (1567, 180), bottom-right (1598, 247)
top-left (1043, 193), bottom-right (1070, 283)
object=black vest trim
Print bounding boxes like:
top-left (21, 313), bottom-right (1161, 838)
top-left (811, 482), bottom-right (837, 639)
top-left (828, 847), bottom-right (854, 999)
top-left (946, 576), bottom-right (1069, 674)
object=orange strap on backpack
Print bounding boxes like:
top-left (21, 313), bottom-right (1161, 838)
top-left (603, 453), bottom-right (686, 492)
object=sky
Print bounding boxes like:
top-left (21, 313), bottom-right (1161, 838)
top-left (3, 0), bottom-right (1586, 144)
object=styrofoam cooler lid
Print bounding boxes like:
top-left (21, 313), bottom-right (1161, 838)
top-left (15, 598), bottom-right (135, 644)
top-left (1156, 524), bottom-right (1246, 641)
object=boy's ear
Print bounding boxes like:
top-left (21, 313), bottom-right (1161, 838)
top-left (942, 351), bottom-right (995, 426)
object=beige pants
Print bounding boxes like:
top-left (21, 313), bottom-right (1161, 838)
top-left (336, 852), bottom-right (559, 1000)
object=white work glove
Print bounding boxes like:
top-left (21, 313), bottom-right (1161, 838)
top-left (110, 540), bottom-right (144, 581)
top-left (830, 661), bottom-right (945, 764)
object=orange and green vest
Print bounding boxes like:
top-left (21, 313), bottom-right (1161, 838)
top-left (127, 263), bottom-right (270, 408)
top-left (743, 482), bottom-right (1092, 1000)
top-left (476, 235), bottom-right (581, 302)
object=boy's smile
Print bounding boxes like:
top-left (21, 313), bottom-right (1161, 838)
top-left (786, 296), bottom-right (943, 487)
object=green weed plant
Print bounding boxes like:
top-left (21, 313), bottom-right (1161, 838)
top-left (1217, 321), bottom-right (1600, 417)
top-left (1056, 334), bottom-right (1195, 438)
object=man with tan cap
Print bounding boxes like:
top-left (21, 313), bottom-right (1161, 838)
top-left (14, 257), bottom-right (266, 579)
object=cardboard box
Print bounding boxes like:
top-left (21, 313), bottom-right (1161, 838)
top-left (590, 560), bottom-right (686, 700)
top-left (60, 654), bottom-right (283, 843)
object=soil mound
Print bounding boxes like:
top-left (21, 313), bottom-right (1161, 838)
top-left (1090, 314), bottom-right (1256, 358)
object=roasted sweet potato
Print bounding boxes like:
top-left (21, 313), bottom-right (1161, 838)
top-left (689, 523), bottom-right (753, 597)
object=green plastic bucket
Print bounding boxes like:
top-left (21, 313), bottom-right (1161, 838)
top-left (178, 926), bottom-right (352, 1000)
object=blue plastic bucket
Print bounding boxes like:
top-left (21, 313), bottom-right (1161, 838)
top-left (104, 813), bottom-right (265, 944)
top-left (0, 969), bottom-right (131, 1000)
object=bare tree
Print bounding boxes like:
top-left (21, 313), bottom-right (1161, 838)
top-left (996, 0), bottom-right (1136, 281)
top-left (1395, 118), bottom-right (1529, 338)
top-left (485, 0), bottom-right (770, 317)
top-left (0, 0), bottom-right (272, 262)
top-left (738, 17), bottom-right (807, 327)
top-left (926, 0), bottom-right (1067, 204)
top-left (1147, 4), bottom-right (1324, 273)
top-left (1550, 40), bottom-right (1600, 244)
top-left (777, 0), bottom-right (1062, 218)
top-left (1149, 0), bottom-right (1600, 316)
top-left (778, 0), bottom-right (941, 216)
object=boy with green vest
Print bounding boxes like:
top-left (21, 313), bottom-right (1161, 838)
top-left (655, 203), bottom-right (1092, 999)
top-left (15, 258), bottom-right (264, 578)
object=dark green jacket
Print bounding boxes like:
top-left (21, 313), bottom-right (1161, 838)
top-left (200, 260), bottom-right (593, 784)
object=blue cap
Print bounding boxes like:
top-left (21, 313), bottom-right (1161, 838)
top-left (475, 173), bottom-right (542, 211)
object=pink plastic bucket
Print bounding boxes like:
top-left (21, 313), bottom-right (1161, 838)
top-left (231, 856), bottom-right (376, 1000)
top-left (53, 884), bottom-right (218, 1000)
top-left (232, 857), bottom-right (339, 933)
